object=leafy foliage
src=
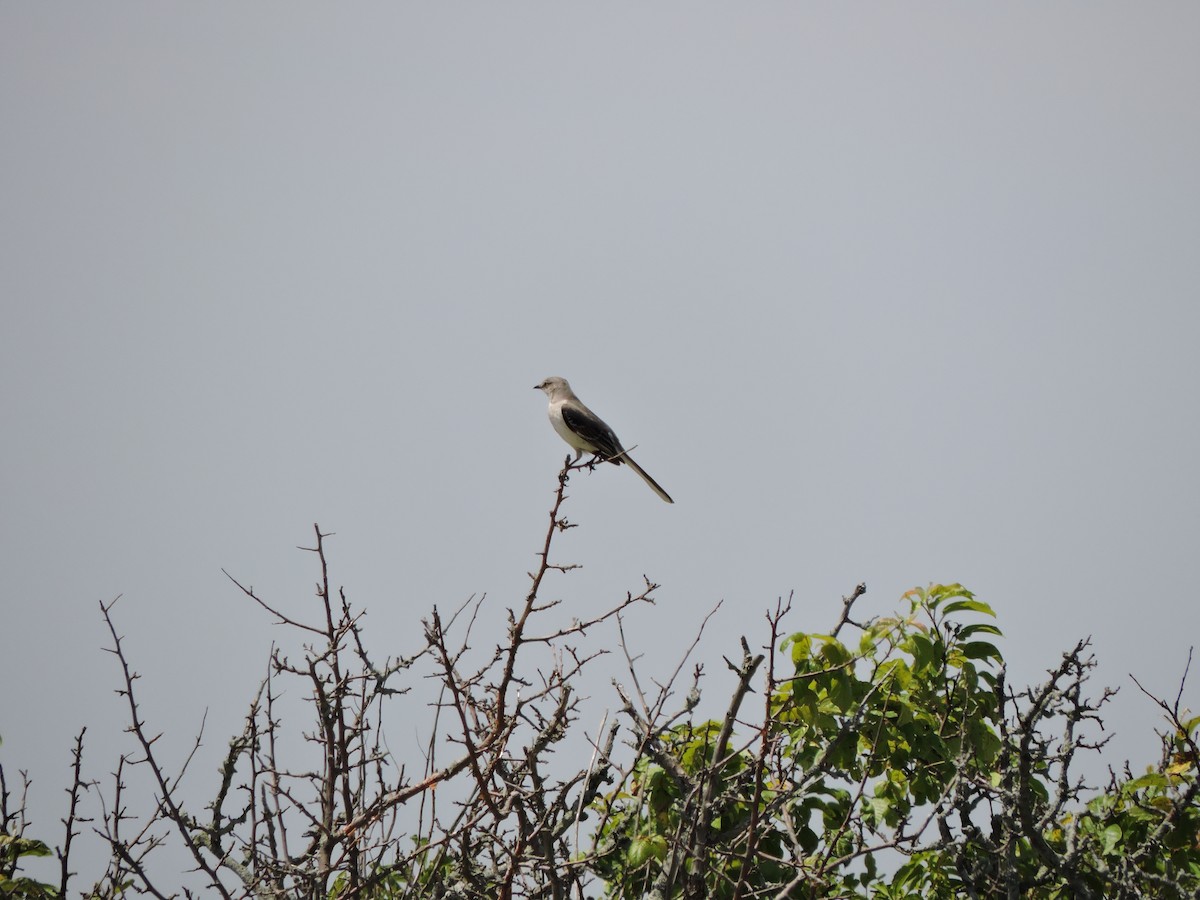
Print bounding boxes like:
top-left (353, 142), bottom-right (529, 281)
top-left (591, 584), bottom-right (1200, 899)
top-left (0, 833), bottom-right (58, 900)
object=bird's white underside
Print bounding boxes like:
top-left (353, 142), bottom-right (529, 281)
top-left (548, 401), bottom-right (596, 455)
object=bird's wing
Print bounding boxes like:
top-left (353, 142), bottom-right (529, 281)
top-left (561, 403), bottom-right (624, 462)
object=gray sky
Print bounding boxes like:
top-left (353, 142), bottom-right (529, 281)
top-left (3, 3), bottom-right (1198, 881)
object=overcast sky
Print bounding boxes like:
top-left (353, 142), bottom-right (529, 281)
top-left (3, 3), bottom-right (1198, 884)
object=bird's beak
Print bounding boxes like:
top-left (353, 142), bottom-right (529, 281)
top-left (533, 384), bottom-right (541, 390)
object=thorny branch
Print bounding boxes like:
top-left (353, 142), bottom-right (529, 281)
top-left (4, 467), bottom-right (1198, 899)
top-left (71, 462), bottom-right (658, 898)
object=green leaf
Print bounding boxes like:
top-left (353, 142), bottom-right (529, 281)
top-left (628, 833), bottom-right (668, 867)
top-left (1101, 823), bottom-right (1122, 854)
top-left (932, 582), bottom-right (972, 597)
top-left (1126, 772), bottom-right (1169, 792)
top-left (957, 622), bottom-right (1003, 639)
top-left (0, 836), bottom-right (52, 859)
top-left (1166, 758), bottom-right (1194, 776)
top-left (861, 619), bottom-right (900, 654)
top-left (962, 641), bottom-right (1003, 662)
top-left (876, 658), bottom-right (912, 690)
top-left (829, 673), bottom-right (857, 713)
top-left (942, 598), bottom-right (996, 617)
top-left (908, 632), bottom-right (937, 671)
top-left (798, 826), bottom-right (819, 853)
top-left (787, 633), bottom-right (813, 666)
top-left (818, 637), bottom-right (850, 666)
top-left (866, 795), bottom-right (892, 825)
top-left (0, 874), bottom-right (58, 899)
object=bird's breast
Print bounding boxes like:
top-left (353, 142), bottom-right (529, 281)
top-left (549, 403), bottom-right (594, 452)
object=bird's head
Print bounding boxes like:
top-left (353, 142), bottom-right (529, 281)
top-left (534, 376), bottom-right (570, 396)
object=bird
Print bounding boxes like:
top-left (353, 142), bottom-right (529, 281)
top-left (534, 376), bottom-right (673, 504)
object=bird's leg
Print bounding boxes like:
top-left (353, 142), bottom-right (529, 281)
top-left (565, 450), bottom-right (589, 472)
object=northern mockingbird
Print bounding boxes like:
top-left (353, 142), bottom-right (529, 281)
top-left (534, 376), bottom-right (674, 504)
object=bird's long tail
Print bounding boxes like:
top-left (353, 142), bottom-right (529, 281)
top-left (622, 455), bottom-right (674, 504)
